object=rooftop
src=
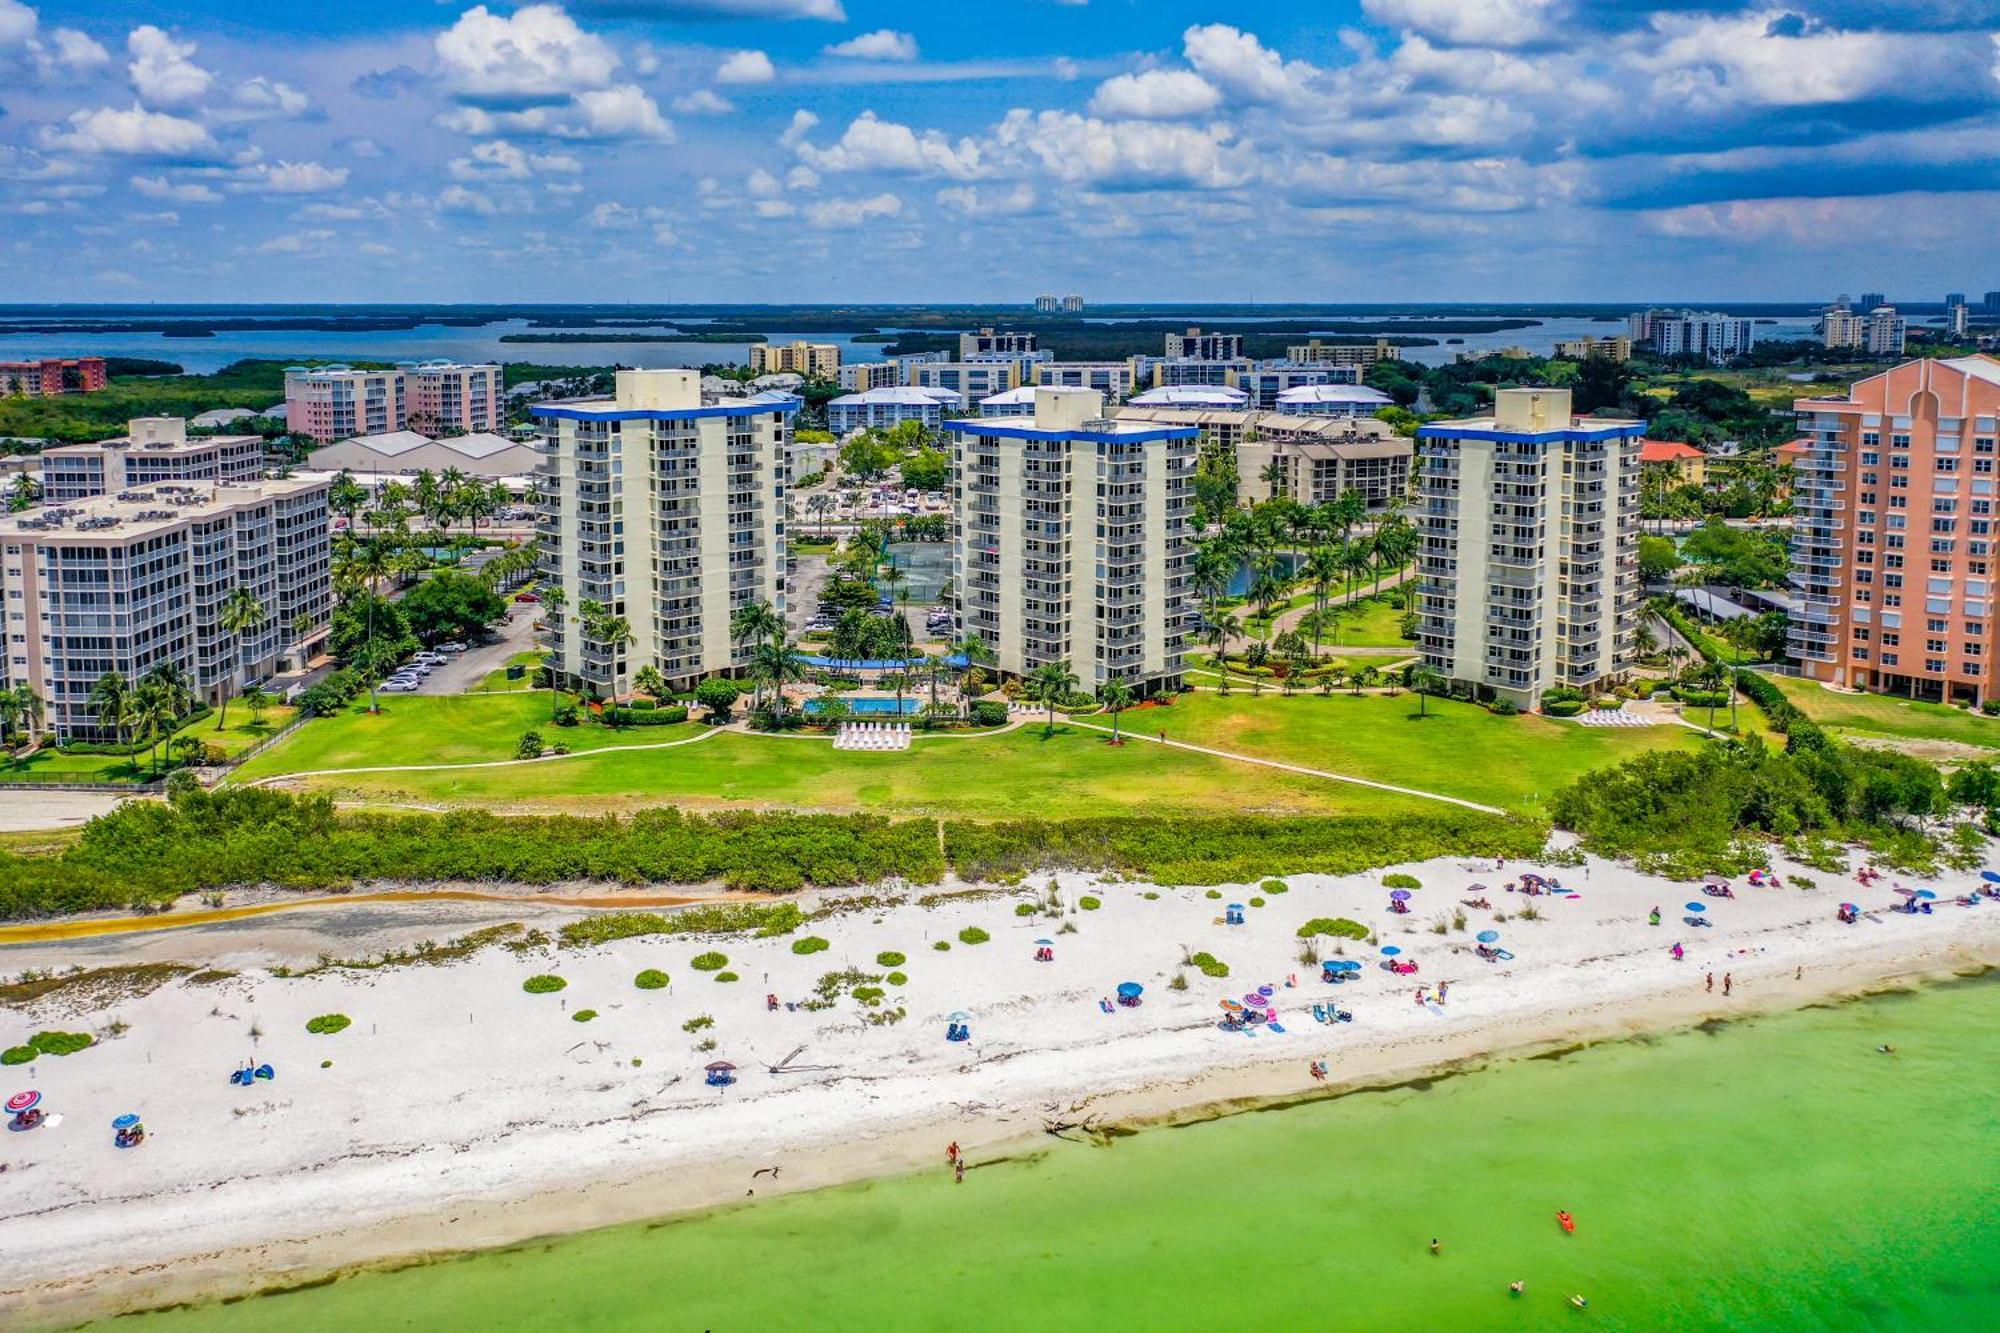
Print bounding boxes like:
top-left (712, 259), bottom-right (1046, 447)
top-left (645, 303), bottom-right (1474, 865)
top-left (1273, 384), bottom-right (1393, 406)
top-left (1638, 439), bottom-right (1705, 462)
top-left (831, 386), bottom-right (966, 406)
top-left (0, 476), bottom-right (325, 541)
top-left (1129, 385), bottom-right (1249, 407)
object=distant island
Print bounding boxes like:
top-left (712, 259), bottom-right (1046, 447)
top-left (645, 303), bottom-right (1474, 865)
top-left (498, 332), bottom-right (763, 345)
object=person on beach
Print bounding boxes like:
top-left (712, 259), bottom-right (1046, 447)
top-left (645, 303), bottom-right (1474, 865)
top-left (947, 1141), bottom-right (960, 1166)
top-left (1415, 987), bottom-right (1427, 1005)
top-left (1649, 906), bottom-right (1661, 926)
top-left (1437, 981), bottom-right (1450, 1004)
top-left (954, 1159), bottom-right (965, 1185)
top-left (1706, 971), bottom-right (1714, 992)
top-left (1671, 942), bottom-right (1684, 961)
top-left (1724, 972), bottom-right (1733, 996)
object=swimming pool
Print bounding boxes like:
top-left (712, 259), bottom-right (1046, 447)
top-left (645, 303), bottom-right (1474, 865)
top-left (805, 697), bottom-right (921, 716)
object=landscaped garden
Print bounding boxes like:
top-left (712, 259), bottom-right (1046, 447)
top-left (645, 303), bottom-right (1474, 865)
top-left (0, 704), bottom-right (298, 785)
top-left (1768, 675), bottom-right (2000, 752)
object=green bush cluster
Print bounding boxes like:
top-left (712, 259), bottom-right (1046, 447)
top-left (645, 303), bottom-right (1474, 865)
top-left (304, 1013), bottom-right (351, 1035)
top-left (714, 971), bottom-right (740, 983)
top-left (559, 902), bottom-right (803, 949)
top-left (1189, 951), bottom-right (1229, 978)
top-left (572, 1009), bottom-right (598, 1022)
top-left (690, 951), bottom-right (729, 972)
top-left (1297, 917), bottom-right (1369, 940)
top-left (957, 927), bottom-right (990, 945)
top-left (791, 936), bottom-right (831, 955)
top-left (1382, 873), bottom-right (1421, 889)
top-left (634, 969), bottom-right (670, 990)
top-left (1078, 895), bottom-right (1101, 910)
top-left (603, 705), bottom-right (689, 727)
top-left (7, 1029), bottom-right (95, 1058)
top-left (522, 974), bottom-right (567, 994)
top-left (874, 951), bottom-right (906, 968)
top-left (2, 1044), bottom-right (36, 1065)
top-left (1260, 879), bottom-right (1288, 894)
top-left (886, 971), bottom-right (908, 986)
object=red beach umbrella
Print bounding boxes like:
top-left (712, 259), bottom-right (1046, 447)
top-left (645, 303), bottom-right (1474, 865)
top-left (6, 1090), bottom-right (40, 1113)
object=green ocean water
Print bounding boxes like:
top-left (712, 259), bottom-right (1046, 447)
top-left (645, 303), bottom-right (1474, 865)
top-left (119, 975), bottom-right (2000, 1332)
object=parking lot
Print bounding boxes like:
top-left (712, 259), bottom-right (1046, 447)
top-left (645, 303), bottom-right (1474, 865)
top-left (380, 602), bottom-right (541, 695)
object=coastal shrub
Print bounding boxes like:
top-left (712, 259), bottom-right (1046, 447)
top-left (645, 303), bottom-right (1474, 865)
top-left (690, 952), bottom-right (728, 972)
top-left (558, 903), bottom-right (803, 950)
top-left (304, 1013), bottom-right (351, 1035)
top-left (1204, 889), bottom-right (1222, 900)
top-left (1142, 891), bottom-right (1160, 900)
top-left (1189, 951), bottom-right (1229, 979)
top-left (1014, 903), bottom-right (1036, 917)
top-left (957, 927), bottom-right (990, 946)
top-left (971, 701), bottom-right (1008, 727)
top-left (886, 971), bottom-right (908, 986)
top-left (715, 972), bottom-right (739, 983)
top-left (1, 1045), bottom-right (34, 1065)
top-left (1543, 699), bottom-right (1585, 718)
top-left (572, 1009), bottom-right (597, 1022)
top-left (1248, 896), bottom-right (1265, 908)
top-left (875, 951), bottom-right (906, 968)
top-left (1383, 873), bottom-right (1421, 889)
top-left (516, 731), bottom-right (543, 759)
top-left (1078, 895), bottom-right (1101, 910)
top-left (634, 969), bottom-right (670, 990)
top-left (1298, 917), bottom-right (1369, 941)
top-left (682, 1015), bottom-right (714, 1033)
top-left (27, 1030), bottom-right (93, 1056)
top-left (852, 986), bottom-right (885, 1004)
top-left (932, 941), bottom-right (950, 951)
top-left (1168, 971), bottom-right (1188, 991)
top-left (791, 936), bottom-right (831, 956)
top-left (522, 974), bottom-right (567, 994)
top-left (1261, 879), bottom-right (1288, 894)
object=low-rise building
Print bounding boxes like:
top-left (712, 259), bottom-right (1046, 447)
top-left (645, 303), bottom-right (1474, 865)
top-left (749, 341), bottom-right (839, 377)
top-left (306, 429), bottom-right (545, 480)
top-left (1273, 384), bottom-right (1393, 417)
top-left (977, 387), bottom-right (1039, 418)
top-left (1033, 361), bottom-right (1140, 401)
top-left (910, 361), bottom-right (1020, 398)
top-left (39, 417), bottom-right (265, 502)
top-left (1129, 385), bottom-right (1248, 410)
top-left (838, 361), bottom-right (900, 391)
top-left (1142, 356), bottom-right (1252, 388)
top-left (405, 361), bottom-right (503, 434)
top-left (1638, 438), bottom-right (1708, 487)
top-left (1237, 363), bottom-right (1360, 410)
top-left (1285, 339), bottom-right (1401, 367)
top-left (0, 475), bottom-right (333, 739)
top-left (1112, 407), bottom-right (1410, 509)
top-left (827, 386), bottom-right (965, 434)
top-left (946, 388), bottom-right (1195, 694)
top-left (0, 357), bottom-right (108, 396)
top-left (959, 328), bottom-right (1039, 358)
top-left (1552, 334), bottom-right (1633, 362)
top-left (1415, 388), bottom-right (1644, 708)
top-left (532, 369), bottom-right (793, 695)
top-left (1164, 327), bottom-right (1244, 360)
top-left (284, 365), bottom-right (407, 442)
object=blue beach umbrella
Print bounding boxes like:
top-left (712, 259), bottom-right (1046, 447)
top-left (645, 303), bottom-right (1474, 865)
top-left (1476, 930), bottom-right (1499, 943)
top-left (1981, 871), bottom-right (2000, 883)
top-left (1342, 961), bottom-right (1363, 972)
top-left (1685, 902), bottom-right (1707, 913)
top-left (1117, 982), bottom-right (1144, 998)
top-left (1380, 945), bottom-right (1402, 957)
top-left (1915, 890), bottom-right (1937, 900)
top-left (112, 1113), bottom-right (140, 1130)
top-left (1034, 939), bottom-right (1053, 946)
top-left (1227, 903), bottom-right (1246, 911)
top-left (1389, 889), bottom-right (1412, 901)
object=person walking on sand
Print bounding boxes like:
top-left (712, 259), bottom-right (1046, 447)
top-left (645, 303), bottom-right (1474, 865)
top-left (1706, 971), bottom-right (1714, 993)
top-left (954, 1158), bottom-right (966, 1185)
top-left (1437, 981), bottom-right (1450, 1004)
top-left (1724, 972), bottom-right (1732, 997)
top-left (947, 1141), bottom-right (960, 1166)
top-left (1415, 987), bottom-right (1427, 1006)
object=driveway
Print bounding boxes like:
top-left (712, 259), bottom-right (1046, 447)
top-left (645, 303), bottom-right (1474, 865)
top-left (426, 603), bottom-right (542, 694)
top-left (787, 554), bottom-right (835, 633)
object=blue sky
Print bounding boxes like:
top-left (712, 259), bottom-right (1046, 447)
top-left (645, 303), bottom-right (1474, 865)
top-left (0, 0), bottom-right (1994, 303)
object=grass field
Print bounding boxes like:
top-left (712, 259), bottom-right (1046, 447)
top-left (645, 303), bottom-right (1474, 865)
top-left (233, 684), bottom-right (1709, 817)
top-left (1321, 595), bottom-right (1414, 648)
top-left (1770, 675), bottom-right (2000, 751)
top-left (0, 705), bottom-right (298, 784)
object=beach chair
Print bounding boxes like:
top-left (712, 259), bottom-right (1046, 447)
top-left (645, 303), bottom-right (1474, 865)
top-left (1312, 1004), bottom-right (1328, 1023)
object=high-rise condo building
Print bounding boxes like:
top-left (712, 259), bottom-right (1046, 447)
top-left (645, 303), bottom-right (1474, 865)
top-left (1415, 388), bottom-right (1644, 709)
top-left (1642, 311), bottom-right (1755, 364)
top-left (1284, 339), bottom-right (1401, 367)
top-left (959, 328), bottom-right (1039, 358)
top-left (0, 476), bottom-right (332, 739)
top-left (1062, 295), bottom-right (1085, 313)
top-left (1859, 292), bottom-right (1887, 313)
top-left (532, 370), bottom-right (792, 696)
top-left (40, 417), bottom-right (265, 502)
top-left (405, 361), bottom-right (503, 434)
top-left (749, 341), bottom-right (839, 377)
top-left (284, 365), bottom-right (407, 442)
top-left (1034, 294), bottom-right (1060, 313)
top-left (945, 387), bottom-right (1195, 694)
top-left (1164, 328), bottom-right (1245, 360)
top-left (1789, 355), bottom-right (2000, 704)
top-left (838, 361), bottom-right (900, 391)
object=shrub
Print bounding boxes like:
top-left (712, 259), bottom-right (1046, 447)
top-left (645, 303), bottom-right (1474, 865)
top-left (715, 971), bottom-right (739, 983)
top-left (1248, 897), bottom-right (1265, 908)
top-left (1298, 917), bottom-right (1369, 940)
top-left (1383, 873), bottom-right (1421, 889)
top-left (1544, 699), bottom-right (1585, 717)
top-left (1189, 951), bottom-right (1229, 978)
top-left (572, 1009), bottom-right (597, 1022)
top-left (1, 1045), bottom-right (34, 1065)
top-left (852, 986), bottom-right (885, 1004)
top-left (791, 936), bottom-right (831, 956)
top-left (522, 974), bottom-right (567, 994)
top-left (690, 951), bottom-right (728, 971)
top-left (1142, 891), bottom-right (1160, 900)
top-left (1014, 903), bottom-right (1037, 917)
top-left (1489, 698), bottom-right (1520, 716)
top-left (682, 1015), bottom-right (714, 1033)
top-left (1261, 879), bottom-right (1289, 894)
top-left (1078, 895), bottom-right (1101, 910)
top-left (971, 700), bottom-right (1008, 727)
top-left (932, 940), bottom-right (951, 951)
top-left (516, 730), bottom-right (544, 759)
top-left (886, 971), bottom-right (908, 986)
top-left (27, 1030), bottom-right (93, 1056)
top-left (634, 969), bottom-right (670, 990)
top-left (1676, 689), bottom-right (1730, 708)
top-left (304, 1013), bottom-right (351, 1035)
top-left (552, 703), bottom-right (580, 727)
top-left (1204, 889), bottom-right (1222, 900)
top-left (1984, 701), bottom-right (2000, 717)
top-left (1591, 697), bottom-right (1623, 711)
top-left (875, 951), bottom-right (906, 968)
top-left (958, 926), bottom-right (990, 945)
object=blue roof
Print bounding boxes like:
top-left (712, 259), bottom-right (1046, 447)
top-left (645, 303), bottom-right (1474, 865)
top-left (945, 419), bottom-right (1197, 445)
top-left (531, 399), bottom-right (795, 423)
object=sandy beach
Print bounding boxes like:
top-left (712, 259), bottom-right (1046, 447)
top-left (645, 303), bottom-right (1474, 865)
top-left (3, 844), bottom-right (1997, 1327)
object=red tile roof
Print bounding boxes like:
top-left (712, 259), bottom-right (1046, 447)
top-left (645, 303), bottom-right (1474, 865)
top-left (1638, 439), bottom-right (1705, 463)
top-left (1773, 438), bottom-right (1811, 456)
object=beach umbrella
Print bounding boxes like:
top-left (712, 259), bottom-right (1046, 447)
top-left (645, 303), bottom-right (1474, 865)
top-left (946, 1011), bottom-right (973, 1022)
top-left (704, 1061), bottom-right (737, 1073)
top-left (1257, 984), bottom-right (1275, 997)
top-left (1117, 982), bottom-right (1144, 998)
top-left (1839, 903), bottom-right (1858, 912)
top-left (1220, 999), bottom-right (1243, 1011)
top-left (1390, 890), bottom-right (1412, 901)
top-left (1476, 930), bottom-right (1499, 943)
top-left (1703, 874), bottom-right (1729, 887)
top-left (1227, 903), bottom-right (1246, 911)
top-left (1685, 902), bottom-right (1706, 913)
top-left (1034, 939), bottom-right (1054, 946)
top-left (1467, 883), bottom-right (1487, 891)
top-left (1915, 890), bottom-right (1937, 900)
top-left (1380, 945), bottom-right (1402, 957)
top-left (1893, 887), bottom-right (1918, 897)
top-left (1981, 871), bottom-right (2000, 883)
top-left (112, 1114), bottom-right (140, 1130)
top-left (1242, 992), bottom-right (1266, 1007)
top-left (6, 1091), bottom-right (39, 1113)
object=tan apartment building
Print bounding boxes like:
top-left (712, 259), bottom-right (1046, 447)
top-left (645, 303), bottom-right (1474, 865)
top-left (1415, 388), bottom-right (1644, 709)
top-left (1286, 339), bottom-right (1402, 367)
top-left (1553, 335), bottom-right (1633, 362)
top-left (1112, 407), bottom-right (1411, 510)
top-left (40, 417), bottom-right (265, 502)
top-left (945, 388), bottom-right (1196, 694)
top-left (0, 476), bottom-right (332, 740)
top-left (532, 370), bottom-right (791, 696)
top-left (1789, 355), bottom-right (2000, 703)
top-left (749, 341), bottom-right (839, 377)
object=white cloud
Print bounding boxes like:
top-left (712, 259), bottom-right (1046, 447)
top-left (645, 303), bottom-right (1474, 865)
top-left (716, 50), bottom-right (776, 85)
top-left (42, 105), bottom-right (217, 157)
top-left (672, 89), bottom-right (735, 115)
top-left (746, 167), bottom-right (784, 197)
top-left (753, 199), bottom-right (796, 218)
top-left (1360, 0), bottom-right (1563, 49)
top-left (797, 110), bottom-right (987, 179)
top-left (126, 25), bottom-right (213, 106)
top-left (570, 85), bottom-right (673, 140)
top-left (804, 192), bottom-right (902, 229)
top-left (1182, 23), bottom-right (1319, 105)
top-left (778, 109), bottom-right (819, 148)
top-left (256, 228), bottom-right (333, 255)
top-left (587, 201), bottom-right (639, 229)
top-left (451, 139), bottom-right (532, 180)
top-left (229, 77), bottom-right (313, 120)
top-left (435, 3), bottom-right (618, 100)
top-left (993, 109), bottom-right (1254, 189)
top-left (235, 160), bottom-right (350, 194)
top-left (1088, 69), bottom-right (1222, 120)
top-left (299, 202), bottom-right (367, 220)
top-left (532, 151), bottom-right (582, 173)
top-left (437, 185), bottom-right (498, 215)
top-left (131, 173), bottom-right (222, 202)
top-left (360, 242), bottom-right (396, 256)
top-left (936, 182), bottom-right (1037, 216)
top-left (0, 1), bottom-right (34, 46)
top-left (652, 222), bottom-right (678, 245)
top-left (785, 164), bottom-right (820, 190)
top-left (126, 209), bottom-right (179, 225)
top-left (824, 29), bottom-right (918, 62)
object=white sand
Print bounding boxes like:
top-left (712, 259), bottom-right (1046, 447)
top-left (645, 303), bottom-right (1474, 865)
top-left (2, 847), bottom-right (1997, 1323)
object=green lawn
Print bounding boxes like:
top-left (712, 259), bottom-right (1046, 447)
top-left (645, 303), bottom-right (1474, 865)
top-left (245, 722), bottom-right (1436, 818)
top-left (471, 651), bottom-right (545, 693)
top-left (1770, 675), bottom-right (2000, 751)
top-left (0, 705), bottom-right (298, 784)
top-left (232, 693), bottom-right (676, 780)
top-left (1319, 595), bottom-right (1414, 648)
top-left (1134, 689), bottom-right (1708, 815)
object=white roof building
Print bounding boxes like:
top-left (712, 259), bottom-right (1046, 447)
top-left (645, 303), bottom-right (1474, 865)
top-left (978, 385), bottom-right (1041, 418)
top-left (307, 429), bottom-right (545, 478)
top-left (1128, 384), bottom-right (1249, 409)
top-left (1273, 384), bottom-right (1394, 416)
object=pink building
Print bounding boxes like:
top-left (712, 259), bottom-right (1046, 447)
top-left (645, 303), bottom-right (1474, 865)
top-left (0, 356), bottom-right (107, 395)
top-left (283, 365), bottom-right (406, 442)
top-left (1790, 355), bottom-right (2000, 704)
top-left (406, 361), bottom-right (503, 434)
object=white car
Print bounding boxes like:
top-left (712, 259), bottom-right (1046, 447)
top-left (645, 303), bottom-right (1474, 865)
top-left (379, 679), bottom-right (419, 692)
top-left (436, 641), bottom-right (468, 654)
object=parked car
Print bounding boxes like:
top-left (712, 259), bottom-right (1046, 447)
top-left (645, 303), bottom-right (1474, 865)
top-left (436, 642), bottom-right (468, 653)
top-left (514, 592), bottom-right (540, 603)
top-left (379, 680), bottom-right (419, 693)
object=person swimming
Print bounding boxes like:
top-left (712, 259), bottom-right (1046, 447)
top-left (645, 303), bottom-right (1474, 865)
top-left (1430, 1238), bottom-right (1442, 1255)
top-left (1877, 1044), bottom-right (1896, 1054)
top-left (1509, 1281), bottom-right (1525, 1296)
top-left (1570, 1294), bottom-right (1588, 1309)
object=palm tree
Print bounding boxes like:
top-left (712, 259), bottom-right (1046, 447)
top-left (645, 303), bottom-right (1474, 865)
top-left (807, 492), bottom-right (835, 538)
top-left (730, 599), bottom-right (784, 707)
top-left (134, 677), bottom-right (176, 777)
top-left (143, 661), bottom-right (195, 723)
top-left (590, 613), bottom-right (634, 697)
top-left (4, 683), bottom-right (41, 746)
top-left (541, 584), bottom-right (569, 718)
top-left (1026, 660), bottom-right (1078, 738)
top-left (90, 671), bottom-right (131, 746)
top-left (1207, 611), bottom-right (1241, 676)
top-left (1406, 663), bottom-right (1444, 718)
top-left (216, 587), bottom-right (268, 730)
top-left (633, 665), bottom-right (665, 700)
top-left (1098, 676), bottom-right (1135, 743)
top-left (750, 637), bottom-right (810, 718)
top-left (887, 615), bottom-right (914, 714)
top-left (1341, 537), bottom-right (1374, 601)
top-left (880, 559), bottom-right (907, 610)
top-left (1696, 659), bottom-right (1731, 733)
top-left (1352, 664), bottom-right (1379, 696)
top-left (328, 470), bottom-right (368, 526)
top-left (952, 634), bottom-right (995, 710)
